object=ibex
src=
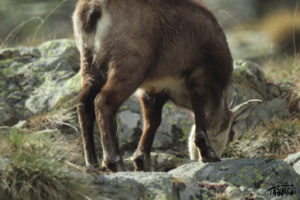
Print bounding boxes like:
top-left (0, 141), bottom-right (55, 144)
top-left (73, 0), bottom-right (261, 172)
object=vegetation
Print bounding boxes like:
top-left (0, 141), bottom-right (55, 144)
top-left (262, 55), bottom-right (300, 97)
top-left (0, 129), bottom-right (95, 200)
top-left (223, 118), bottom-right (300, 159)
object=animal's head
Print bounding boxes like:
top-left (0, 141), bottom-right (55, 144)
top-left (189, 98), bottom-right (262, 160)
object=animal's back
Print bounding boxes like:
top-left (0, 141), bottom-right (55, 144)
top-left (74, 0), bottom-right (232, 107)
top-left (140, 0), bottom-right (233, 108)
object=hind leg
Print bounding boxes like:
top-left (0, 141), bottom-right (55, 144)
top-left (77, 49), bottom-right (106, 170)
top-left (94, 57), bottom-right (149, 172)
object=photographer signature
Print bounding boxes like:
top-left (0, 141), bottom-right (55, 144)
top-left (266, 182), bottom-right (296, 196)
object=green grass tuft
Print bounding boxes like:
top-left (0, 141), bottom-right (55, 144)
top-left (0, 129), bottom-right (95, 200)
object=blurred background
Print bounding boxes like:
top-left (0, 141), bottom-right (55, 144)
top-left (0, 0), bottom-right (75, 47)
top-left (0, 0), bottom-right (299, 91)
top-left (1, 0), bottom-right (299, 98)
top-left (0, 0), bottom-right (299, 59)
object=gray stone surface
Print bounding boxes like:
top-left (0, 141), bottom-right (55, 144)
top-left (231, 61), bottom-right (291, 134)
top-left (294, 161), bottom-right (300, 176)
top-left (0, 39), bottom-right (80, 125)
top-left (90, 159), bottom-right (300, 200)
top-left (93, 172), bottom-right (177, 200)
top-left (169, 159), bottom-right (300, 200)
top-left (285, 152), bottom-right (300, 165)
top-left (285, 152), bottom-right (300, 175)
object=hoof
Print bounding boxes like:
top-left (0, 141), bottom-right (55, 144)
top-left (131, 153), bottom-right (152, 171)
top-left (132, 154), bottom-right (145, 171)
top-left (103, 160), bottom-right (126, 172)
top-left (201, 148), bottom-right (221, 163)
top-left (85, 165), bottom-right (102, 174)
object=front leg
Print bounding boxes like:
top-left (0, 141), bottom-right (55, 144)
top-left (188, 80), bottom-right (221, 162)
top-left (131, 92), bottom-right (168, 171)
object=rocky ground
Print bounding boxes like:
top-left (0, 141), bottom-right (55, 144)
top-left (0, 39), bottom-right (299, 200)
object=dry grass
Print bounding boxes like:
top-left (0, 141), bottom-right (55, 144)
top-left (27, 107), bottom-right (79, 134)
top-left (260, 55), bottom-right (300, 115)
top-left (223, 118), bottom-right (300, 159)
top-left (0, 129), bottom-right (94, 200)
top-left (262, 55), bottom-right (300, 90)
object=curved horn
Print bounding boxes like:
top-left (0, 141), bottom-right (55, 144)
top-left (230, 99), bottom-right (263, 121)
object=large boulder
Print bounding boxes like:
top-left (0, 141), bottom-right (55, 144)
top-left (91, 158), bottom-right (300, 200)
top-left (118, 99), bottom-right (192, 154)
top-left (230, 60), bottom-right (291, 135)
top-left (0, 39), bottom-right (80, 125)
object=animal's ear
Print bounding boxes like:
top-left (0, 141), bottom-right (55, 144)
top-left (230, 99), bottom-right (262, 122)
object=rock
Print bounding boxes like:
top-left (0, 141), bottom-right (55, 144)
top-left (169, 159), bottom-right (300, 200)
top-left (150, 152), bottom-right (185, 172)
top-left (0, 39), bottom-right (80, 125)
top-left (285, 152), bottom-right (300, 165)
top-left (25, 70), bottom-right (80, 114)
top-left (285, 152), bottom-right (300, 175)
top-left (123, 152), bottom-right (185, 172)
top-left (89, 158), bottom-right (300, 200)
top-left (294, 161), bottom-right (300, 176)
top-left (117, 99), bottom-right (193, 153)
top-left (118, 109), bottom-right (143, 151)
top-left (25, 39), bottom-right (80, 114)
top-left (93, 172), bottom-right (177, 200)
top-left (153, 103), bottom-right (192, 151)
top-left (119, 111), bottom-right (141, 130)
top-left (39, 39), bottom-right (80, 71)
top-left (231, 61), bottom-right (291, 134)
top-left (225, 185), bottom-right (244, 199)
top-left (12, 120), bottom-right (27, 129)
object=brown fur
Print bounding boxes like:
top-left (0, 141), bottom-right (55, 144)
top-left (73, 0), bottom-right (234, 172)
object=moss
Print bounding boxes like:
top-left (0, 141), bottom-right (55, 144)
top-left (170, 155), bottom-right (183, 166)
top-left (0, 58), bottom-right (14, 67)
top-left (180, 119), bottom-right (192, 143)
top-left (2, 65), bottom-right (16, 76)
top-left (253, 168), bottom-right (264, 182)
top-left (164, 102), bottom-right (176, 112)
top-left (39, 39), bottom-right (77, 58)
top-left (39, 40), bottom-right (58, 56)
top-left (64, 72), bottom-right (81, 93)
top-left (201, 192), bottom-right (213, 200)
top-left (220, 166), bottom-right (229, 171)
top-left (119, 104), bottom-right (129, 111)
top-left (0, 79), bottom-right (8, 96)
top-left (233, 60), bottom-right (250, 77)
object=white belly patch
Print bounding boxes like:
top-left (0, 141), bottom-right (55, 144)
top-left (135, 77), bottom-right (186, 97)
